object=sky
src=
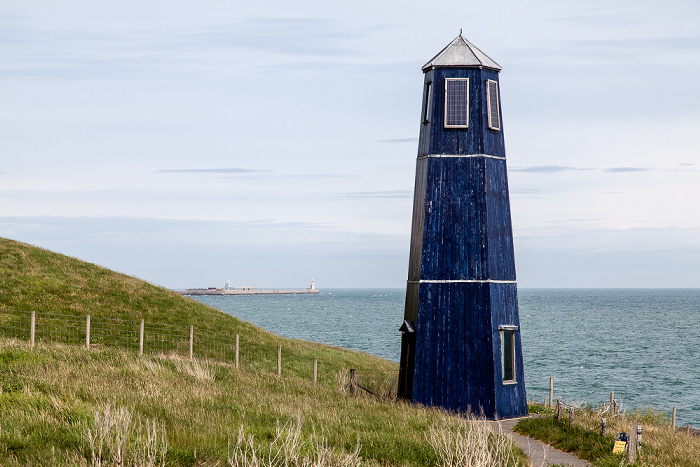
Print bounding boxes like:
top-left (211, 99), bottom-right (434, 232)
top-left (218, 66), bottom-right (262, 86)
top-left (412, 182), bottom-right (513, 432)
top-left (1, 0), bottom-right (699, 289)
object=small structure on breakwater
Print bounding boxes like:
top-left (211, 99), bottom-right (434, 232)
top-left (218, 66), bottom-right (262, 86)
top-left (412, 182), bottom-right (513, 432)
top-left (397, 33), bottom-right (527, 419)
top-left (178, 279), bottom-right (319, 296)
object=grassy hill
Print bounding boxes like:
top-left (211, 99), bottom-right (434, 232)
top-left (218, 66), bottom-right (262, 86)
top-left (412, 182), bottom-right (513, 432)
top-left (0, 238), bottom-right (528, 466)
top-left (0, 237), bottom-right (392, 372)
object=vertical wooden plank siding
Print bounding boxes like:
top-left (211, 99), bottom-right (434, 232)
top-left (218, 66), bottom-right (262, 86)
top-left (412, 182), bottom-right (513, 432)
top-left (399, 37), bottom-right (527, 419)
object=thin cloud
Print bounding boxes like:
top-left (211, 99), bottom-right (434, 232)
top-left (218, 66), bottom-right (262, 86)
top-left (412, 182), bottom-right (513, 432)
top-left (276, 173), bottom-right (349, 180)
top-left (543, 218), bottom-right (601, 225)
top-left (552, 13), bottom-right (636, 26)
top-left (376, 138), bottom-right (418, 144)
top-left (510, 165), bottom-right (586, 173)
top-left (511, 166), bottom-right (650, 174)
top-left (157, 168), bottom-right (269, 174)
top-left (511, 189), bottom-right (546, 194)
top-left (180, 18), bottom-right (382, 57)
top-left (1, 17), bottom-right (387, 80)
top-left (603, 167), bottom-right (649, 173)
top-left (341, 190), bottom-right (413, 199)
top-left (536, 36), bottom-right (700, 67)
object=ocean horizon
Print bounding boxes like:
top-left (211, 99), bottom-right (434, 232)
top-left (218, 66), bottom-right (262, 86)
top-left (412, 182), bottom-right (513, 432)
top-left (191, 287), bottom-right (700, 427)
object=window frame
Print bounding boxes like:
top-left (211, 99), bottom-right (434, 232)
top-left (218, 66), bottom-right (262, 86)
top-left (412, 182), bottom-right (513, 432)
top-left (499, 325), bottom-right (518, 384)
top-left (422, 81), bottom-right (432, 124)
top-left (486, 79), bottom-right (501, 131)
top-left (444, 78), bottom-right (469, 129)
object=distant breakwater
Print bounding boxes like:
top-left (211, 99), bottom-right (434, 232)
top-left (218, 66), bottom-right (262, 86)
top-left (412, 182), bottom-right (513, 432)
top-left (178, 287), bottom-right (319, 296)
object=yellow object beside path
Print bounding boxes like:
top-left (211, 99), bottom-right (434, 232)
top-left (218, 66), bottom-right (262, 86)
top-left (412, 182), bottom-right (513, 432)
top-left (612, 441), bottom-right (627, 454)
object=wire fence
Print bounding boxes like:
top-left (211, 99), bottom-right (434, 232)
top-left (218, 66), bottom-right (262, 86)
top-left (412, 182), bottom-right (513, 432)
top-left (0, 308), bottom-right (397, 390)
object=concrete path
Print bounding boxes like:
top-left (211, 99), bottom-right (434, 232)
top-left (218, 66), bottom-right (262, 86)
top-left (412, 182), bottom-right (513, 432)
top-left (491, 417), bottom-right (590, 466)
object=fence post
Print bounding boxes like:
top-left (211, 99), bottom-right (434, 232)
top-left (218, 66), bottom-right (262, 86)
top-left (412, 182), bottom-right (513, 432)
top-left (628, 421), bottom-right (637, 461)
top-left (549, 377), bottom-right (554, 408)
top-left (349, 369), bottom-right (357, 395)
top-left (556, 398), bottom-right (562, 420)
top-left (235, 334), bottom-right (239, 369)
top-left (86, 315), bottom-right (91, 350)
top-left (602, 418), bottom-right (607, 436)
top-left (610, 392), bottom-right (614, 414)
top-left (672, 407), bottom-right (677, 429)
top-left (569, 407), bottom-right (574, 427)
top-left (139, 319), bottom-right (145, 355)
top-left (189, 325), bottom-right (194, 360)
top-left (30, 310), bottom-right (36, 348)
top-left (277, 345), bottom-right (282, 376)
top-left (636, 424), bottom-right (642, 453)
top-left (313, 358), bottom-right (318, 385)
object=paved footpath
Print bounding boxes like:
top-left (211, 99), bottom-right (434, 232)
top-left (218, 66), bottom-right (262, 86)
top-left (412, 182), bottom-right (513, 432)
top-left (490, 417), bottom-right (591, 466)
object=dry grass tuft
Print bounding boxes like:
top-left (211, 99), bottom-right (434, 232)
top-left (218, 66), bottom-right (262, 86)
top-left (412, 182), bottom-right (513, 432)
top-left (84, 402), bottom-right (168, 467)
top-left (426, 415), bottom-right (523, 467)
top-left (228, 415), bottom-right (364, 467)
top-left (170, 357), bottom-right (216, 381)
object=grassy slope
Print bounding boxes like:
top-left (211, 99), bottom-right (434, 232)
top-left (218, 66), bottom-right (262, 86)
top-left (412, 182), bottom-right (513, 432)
top-left (0, 238), bottom-right (529, 466)
top-left (0, 237), bottom-right (392, 371)
top-left (515, 405), bottom-right (700, 467)
top-left (0, 342), bottom-right (429, 465)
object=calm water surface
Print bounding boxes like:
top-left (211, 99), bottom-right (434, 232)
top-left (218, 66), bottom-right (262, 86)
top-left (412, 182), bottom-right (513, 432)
top-left (192, 288), bottom-right (700, 426)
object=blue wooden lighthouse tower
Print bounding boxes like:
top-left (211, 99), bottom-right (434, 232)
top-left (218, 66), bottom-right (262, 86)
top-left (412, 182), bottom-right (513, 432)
top-left (398, 33), bottom-right (527, 419)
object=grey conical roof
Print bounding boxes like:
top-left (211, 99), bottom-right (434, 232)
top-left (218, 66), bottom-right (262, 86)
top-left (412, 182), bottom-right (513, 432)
top-left (422, 34), bottom-right (501, 71)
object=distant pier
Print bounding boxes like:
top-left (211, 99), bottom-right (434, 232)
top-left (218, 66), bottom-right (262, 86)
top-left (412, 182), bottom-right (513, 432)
top-left (177, 280), bottom-right (319, 296)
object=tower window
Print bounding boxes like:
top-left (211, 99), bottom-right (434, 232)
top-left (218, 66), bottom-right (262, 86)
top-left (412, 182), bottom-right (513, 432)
top-left (486, 79), bottom-right (501, 130)
top-left (499, 325), bottom-right (517, 383)
top-left (444, 78), bottom-right (469, 128)
top-left (422, 82), bottom-right (432, 124)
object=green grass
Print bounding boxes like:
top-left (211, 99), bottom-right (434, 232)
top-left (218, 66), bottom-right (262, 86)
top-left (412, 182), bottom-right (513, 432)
top-left (0, 237), bottom-right (394, 374)
top-left (1, 236), bottom-right (290, 335)
top-left (0, 341), bottom-right (436, 465)
top-left (514, 412), bottom-right (621, 466)
top-left (515, 404), bottom-right (700, 466)
top-left (0, 238), bottom-right (529, 465)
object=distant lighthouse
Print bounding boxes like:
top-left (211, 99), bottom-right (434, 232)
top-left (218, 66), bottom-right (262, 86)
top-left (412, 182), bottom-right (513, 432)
top-left (398, 33), bottom-right (527, 419)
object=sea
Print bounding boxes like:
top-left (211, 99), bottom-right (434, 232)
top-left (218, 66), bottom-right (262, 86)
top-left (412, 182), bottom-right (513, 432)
top-left (191, 288), bottom-right (700, 427)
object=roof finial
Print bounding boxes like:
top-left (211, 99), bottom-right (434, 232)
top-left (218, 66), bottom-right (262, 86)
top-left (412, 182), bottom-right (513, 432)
top-left (460, 28), bottom-right (463, 36)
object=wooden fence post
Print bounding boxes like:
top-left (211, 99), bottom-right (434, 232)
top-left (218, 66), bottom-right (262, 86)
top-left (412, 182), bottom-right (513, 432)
top-left (235, 334), bottom-right (239, 369)
top-left (189, 325), bottom-right (194, 360)
top-left (569, 407), bottom-right (574, 427)
top-left (30, 310), bottom-right (36, 348)
top-left (610, 392), bottom-right (614, 414)
top-left (628, 421), bottom-right (637, 461)
top-left (348, 369), bottom-right (357, 395)
top-left (277, 345), bottom-right (282, 376)
top-left (556, 398), bottom-right (562, 420)
top-left (313, 358), bottom-right (318, 385)
top-left (549, 377), bottom-right (554, 408)
top-left (602, 418), bottom-right (607, 436)
top-left (672, 407), bottom-right (677, 429)
top-left (86, 315), bottom-right (91, 350)
top-left (139, 319), bottom-right (144, 355)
